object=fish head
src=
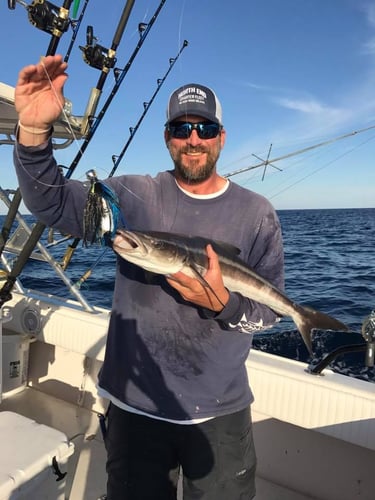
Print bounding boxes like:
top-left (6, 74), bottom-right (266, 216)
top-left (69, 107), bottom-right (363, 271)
top-left (112, 229), bottom-right (186, 275)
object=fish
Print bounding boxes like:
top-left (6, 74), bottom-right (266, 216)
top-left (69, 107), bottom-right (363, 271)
top-left (111, 229), bottom-right (349, 353)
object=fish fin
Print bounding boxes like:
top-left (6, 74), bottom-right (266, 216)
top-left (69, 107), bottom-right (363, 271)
top-left (143, 231), bottom-right (241, 256)
top-left (188, 263), bottom-right (226, 309)
top-left (294, 306), bottom-right (349, 355)
top-left (210, 241), bottom-right (241, 257)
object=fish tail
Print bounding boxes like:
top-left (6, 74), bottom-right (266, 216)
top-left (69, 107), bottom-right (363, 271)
top-left (293, 306), bottom-right (349, 355)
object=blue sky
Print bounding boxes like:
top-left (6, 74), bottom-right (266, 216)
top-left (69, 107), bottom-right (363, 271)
top-left (1, 0), bottom-right (375, 210)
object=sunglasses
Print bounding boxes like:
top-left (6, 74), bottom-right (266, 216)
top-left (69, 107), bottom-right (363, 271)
top-left (167, 121), bottom-right (222, 140)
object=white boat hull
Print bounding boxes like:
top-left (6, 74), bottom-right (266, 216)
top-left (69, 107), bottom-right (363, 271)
top-left (1, 290), bottom-right (374, 499)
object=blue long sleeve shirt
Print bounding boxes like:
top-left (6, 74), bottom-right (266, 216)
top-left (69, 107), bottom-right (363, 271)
top-left (14, 140), bottom-right (284, 420)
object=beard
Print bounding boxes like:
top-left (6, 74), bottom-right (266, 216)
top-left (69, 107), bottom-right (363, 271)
top-left (171, 146), bottom-right (221, 184)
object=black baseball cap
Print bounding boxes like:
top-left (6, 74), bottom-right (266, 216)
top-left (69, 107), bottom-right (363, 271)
top-left (166, 83), bottom-right (223, 125)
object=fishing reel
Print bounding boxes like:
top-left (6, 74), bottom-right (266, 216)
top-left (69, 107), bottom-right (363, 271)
top-left (24, 0), bottom-right (71, 36)
top-left (79, 25), bottom-right (117, 71)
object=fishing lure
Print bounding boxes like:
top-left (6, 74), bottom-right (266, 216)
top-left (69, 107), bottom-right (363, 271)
top-left (83, 170), bottom-right (123, 246)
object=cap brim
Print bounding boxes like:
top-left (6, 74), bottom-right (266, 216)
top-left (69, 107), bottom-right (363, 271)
top-left (166, 111), bottom-right (221, 125)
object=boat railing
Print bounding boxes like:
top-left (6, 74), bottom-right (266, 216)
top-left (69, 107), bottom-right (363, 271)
top-left (0, 187), bottom-right (97, 312)
top-left (307, 310), bottom-right (375, 374)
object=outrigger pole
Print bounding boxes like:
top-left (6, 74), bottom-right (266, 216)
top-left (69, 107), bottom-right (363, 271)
top-left (223, 124), bottom-right (375, 179)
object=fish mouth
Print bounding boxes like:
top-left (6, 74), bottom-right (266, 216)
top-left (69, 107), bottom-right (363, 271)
top-left (112, 229), bottom-right (145, 254)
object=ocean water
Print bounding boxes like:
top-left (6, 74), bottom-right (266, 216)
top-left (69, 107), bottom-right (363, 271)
top-left (253, 208), bottom-right (375, 383)
top-left (4, 208), bottom-right (375, 383)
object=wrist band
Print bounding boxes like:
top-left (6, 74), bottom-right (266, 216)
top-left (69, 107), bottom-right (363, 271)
top-left (18, 121), bottom-right (51, 135)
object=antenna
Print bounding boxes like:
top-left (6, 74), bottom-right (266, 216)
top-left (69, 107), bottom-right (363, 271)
top-left (251, 143), bottom-right (282, 181)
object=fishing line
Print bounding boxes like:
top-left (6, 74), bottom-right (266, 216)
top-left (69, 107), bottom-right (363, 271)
top-left (171, 0), bottom-right (186, 83)
top-left (73, 246), bottom-right (109, 288)
top-left (16, 1), bottom-right (182, 191)
top-left (177, 0), bottom-right (186, 55)
top-left (15, 0), bottom-right (141, 185)
top-left (1, 1), bottom-right (148, 306)
top-left (40, 58), bottom-right (87, 162)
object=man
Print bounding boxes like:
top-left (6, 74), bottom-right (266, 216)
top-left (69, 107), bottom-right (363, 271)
top-left (14, 55), bottom-right (284, 500)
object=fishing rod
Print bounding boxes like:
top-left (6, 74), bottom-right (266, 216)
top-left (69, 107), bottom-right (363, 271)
top-left (0, 0), bottom-right (90, 261)
top-left (66, 40), bottom-right (189, 281)
top-left (58, 0), bottom-right (168, 271)
top-left (77, 0), bottom-right (136, 137)
top-left (0, 0), bottom-right (137, 296)
top-left (72, 0), bottom-right (80, 17)
top-left (223, 123), bottom-right (375, 178)
top-left (65, 0), bottom-right (167, 179)
top-left (1, 0), bottom-right (75, 259)
top-left (8, 0), bottom-right (88, 62)
top-left (9, 0), bottom-right (74, 54)
top-left (64, 0), bottom-right (90, 62)
top-left (110, 39), bottom-right (188, 177)
top-left (1, 0), bottom-right (167, 298)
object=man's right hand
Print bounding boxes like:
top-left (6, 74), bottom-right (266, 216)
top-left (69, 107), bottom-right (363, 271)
top-left (15, 55), bottom-right (68, 145)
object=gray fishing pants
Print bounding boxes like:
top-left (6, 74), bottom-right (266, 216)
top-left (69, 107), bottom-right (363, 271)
top-left (104, 404), bottom-right (257, 499)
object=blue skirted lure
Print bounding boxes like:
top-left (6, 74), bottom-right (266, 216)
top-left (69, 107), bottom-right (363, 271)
top-left (83, 170), bottom-right (123, 246)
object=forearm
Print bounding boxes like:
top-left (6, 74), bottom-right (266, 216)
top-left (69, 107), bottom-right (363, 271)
top-left (201, 209), bottom-right (285, 333)
top-left (14, 139), bottom-right (88, 236)
top-left (202, 291), bottom-right (279, 333)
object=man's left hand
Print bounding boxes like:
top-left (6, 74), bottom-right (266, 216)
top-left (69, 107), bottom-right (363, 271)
top-left (166, 244), bottom-right (230, 312)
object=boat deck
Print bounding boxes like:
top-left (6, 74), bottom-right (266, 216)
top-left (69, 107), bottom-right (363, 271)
top-left (0, 387), bottom-right (314, 500)
top-left (1, 292), bottom-right (374, 499)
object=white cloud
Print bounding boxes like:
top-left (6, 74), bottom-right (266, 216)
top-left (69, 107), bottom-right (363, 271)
top-left (361, 1), bottom-right (375, 26)
top-left (275, 97), bottom-right (329, 114)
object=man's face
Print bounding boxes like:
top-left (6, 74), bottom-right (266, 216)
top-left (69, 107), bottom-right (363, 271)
top-left (165, 115), bottom-right (226, 184)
